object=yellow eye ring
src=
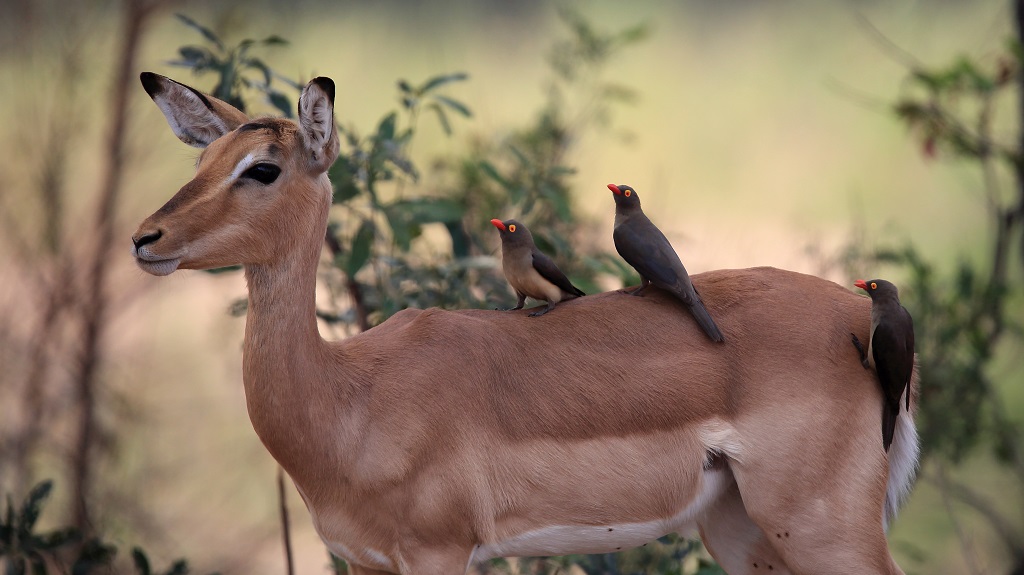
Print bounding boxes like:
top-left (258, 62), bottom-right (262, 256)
top-left (508, 224), bottom-right (517, 232)
top-left (624, 190), bottom-right (632, 197)
top-left (870, 282), bottom-right (877, 290)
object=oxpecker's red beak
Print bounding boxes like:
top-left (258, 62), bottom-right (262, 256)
top-left (854, 279), bottom-right (869, 290)
top-left (490, 219), bottom-right (506, 231)
top-left (607, 184), bottom-right (622, 195)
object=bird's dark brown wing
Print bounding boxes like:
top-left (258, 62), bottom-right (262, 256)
top-left (612, 217), bottom-right (679, 288)
top-left (531, 251), bottom-right (585, 297)
top-left (871, 320), bottom-right (914, 408)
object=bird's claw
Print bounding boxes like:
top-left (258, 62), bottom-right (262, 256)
top-left (850, 333), bottom-right (870, 368)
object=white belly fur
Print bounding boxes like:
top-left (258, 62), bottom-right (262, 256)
top-left (474, 467), bottom-right (731, 561)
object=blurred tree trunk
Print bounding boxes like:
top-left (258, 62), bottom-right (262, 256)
top-left (69, 0), bottom-right (165, 533)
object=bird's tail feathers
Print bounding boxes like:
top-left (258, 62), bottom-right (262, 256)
top-left (689, 300), bottom-right (725, 343)
top-left (881, 402), bottom-right (898, 452)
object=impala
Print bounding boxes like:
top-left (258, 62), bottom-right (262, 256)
top-left (131, 72), bottom-right (918, 574)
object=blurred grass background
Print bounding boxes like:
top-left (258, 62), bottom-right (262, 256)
top-left (0, 1), bottom-right (1021, 574)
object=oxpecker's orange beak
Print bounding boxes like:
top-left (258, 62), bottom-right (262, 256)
top-left (607, 183), bottom-right (622, 195)
top-left (854, 279), bottom-right (869, 291)
top-left (490, 219), bottom-right (506, 231)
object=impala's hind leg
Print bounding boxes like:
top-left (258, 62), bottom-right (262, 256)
top-left (730, 449), bottom-right (903, 574)
top-left (698, 481), bottom-right (793, 574)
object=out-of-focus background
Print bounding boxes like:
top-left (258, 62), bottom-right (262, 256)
top-left (1, 1), bottom-right (1021, 574)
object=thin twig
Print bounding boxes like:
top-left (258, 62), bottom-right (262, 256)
top-left (853, 12), bottom-right (923, 70)
top-left (278, 467), bottom-right (295, 575)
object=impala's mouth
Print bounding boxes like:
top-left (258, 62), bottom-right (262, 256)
top-left (135, 256), bottom-right (181, 276)
top-left (132, 245), bottom-right (182, 276)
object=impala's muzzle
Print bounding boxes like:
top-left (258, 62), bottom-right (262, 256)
top-left (131, 227), bottom-right (182, 276)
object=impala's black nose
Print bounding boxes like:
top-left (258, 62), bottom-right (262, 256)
top-left (132, 230), bottom-right (162, 249)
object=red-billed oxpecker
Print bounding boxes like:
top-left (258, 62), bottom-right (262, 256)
top-left (490, 218), bottom-right (585, 317)
top-left (852, 279), bottom-right (915, 452)
top-left (607, 184), bottom-right (724, 343)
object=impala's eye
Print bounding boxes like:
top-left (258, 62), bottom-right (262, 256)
top-left (870, 282), bottom-right (877, 290)
top-left (508, 224), bottom-right (517, 232)
top-left (624, 189), bottom-right (632, 197)
top-left (241, 163), bottom-right (281, 185)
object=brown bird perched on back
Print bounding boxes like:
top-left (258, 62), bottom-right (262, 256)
top-left (607, 183), bottom-right (724, 342)
top-left (851, 279), bottom-right (915, 452)
top-left (491, 218), bottom-right (585, 317)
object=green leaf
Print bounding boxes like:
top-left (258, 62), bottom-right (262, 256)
top-left (376, 112), bottom-right (397, 141)
top-left (445, 221), bottom-right (472, 258)
top-left (427, 103), bottom-right (452, 136)
top-left (433, 95), bottom-right (472, 117)
top-left (177, 46), bottom-right (211, 65)
top-left (19, 481), bottom-right (53, 532)
top-left (164, 559), bottom-right (190, 575)
top-left (508, 145), bottom-right (530, 168)
top-left (175, 14), bottom-right (224, 52)
top-left (261, 35), bottom-right (288, 46)
top-left (417, 72), bottom-right (468, 95)
top-left (329, 157), bottom-right (361, 204)
top-left (246, 57), bottom-right (273, 86)
top-left (267, 91), bottom-right (293, 118)
top-left (479, 161), bottom-right (510, 189)
top-left (35, 527), bottom-right (80, 550)
top-left (346, 220), bottom-right (375, 277)
top-left (132, 547), bottom-right (152, 575)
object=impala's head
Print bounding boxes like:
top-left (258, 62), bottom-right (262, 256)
top-left (608, 183), bottom-right (641, 211)
top-left (131, 72), bottom-right (340, 276)
top-left (854, 278), bottom-right (899, 301)
top-left (490, 218), bottom-right (536, 248)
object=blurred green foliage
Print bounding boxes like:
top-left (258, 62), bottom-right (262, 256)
top-left (838, 33), bottom-right (1024, 570)
top-left (168, 13), bottom-right (296, 116)
top-left (0, 481), bottom-right (207, 575)
top-left (851, 41), bottom-right (1024, 464)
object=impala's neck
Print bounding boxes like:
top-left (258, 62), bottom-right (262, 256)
top-left (240, 187), bottom-right (339, 471)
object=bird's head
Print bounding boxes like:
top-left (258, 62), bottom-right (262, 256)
top-left (490, 218), bottom-right (535, 247)
top-left (854, 278), bottom-right (899, 301)
top-left (608, 183), bottom-right (641, 210)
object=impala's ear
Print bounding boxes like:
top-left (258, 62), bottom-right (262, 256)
top-left (298, 77), bottom-right (340, 173)
top-left (139, 72), bottom-right (248, 148)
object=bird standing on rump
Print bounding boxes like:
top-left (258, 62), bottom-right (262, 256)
top-left (491, 218), bottom-right (585, 317)
top-left (607, 184), bottom-right (724, 343)
top-left (851, 279), bottom-right (915, 452)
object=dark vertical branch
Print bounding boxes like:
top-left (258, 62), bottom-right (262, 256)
top-left (69, 0), bottom-right (160, 532)
top-left (277, 467), bottom-right (295, 575)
